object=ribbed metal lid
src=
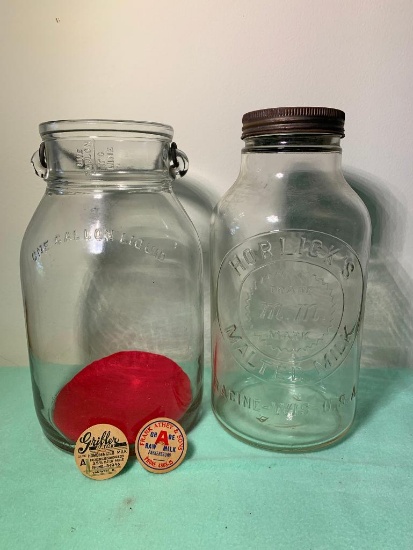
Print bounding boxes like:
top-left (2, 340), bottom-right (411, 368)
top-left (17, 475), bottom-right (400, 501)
top-left (241, 107), bottom-right (345, 139)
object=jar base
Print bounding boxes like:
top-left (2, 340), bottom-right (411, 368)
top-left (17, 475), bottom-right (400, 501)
top-left (213, 410), bottom-right (354, 452)
top-left (39, 386), bottom-right (203, 454)
top-left (212, 377), bottom-right (357, 452)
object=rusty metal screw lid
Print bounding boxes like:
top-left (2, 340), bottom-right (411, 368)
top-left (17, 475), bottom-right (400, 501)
top-left (241, 107), bottom-right (345, 139)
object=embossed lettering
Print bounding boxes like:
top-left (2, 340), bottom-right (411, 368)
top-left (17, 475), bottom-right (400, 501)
top-left (246, 349), bottom-right (258, 368)
top-left (313, 323), bottom-right (358, 372)
top-left (218, 230), bottom-right (363, 382)
top-left (230, 241), bottom-right (275, 274)
top-left (119, 233), bottom-right (165, 261)
top-left (225, 324), bottom-right (242, 340)
top-left (342, 258), bottom-right (355, 279)
top-left (31, 240), bottom-right (49, 261)
top-left (229, 254), bottom-right (246, 276)
top-left (94, 228), bottom-right (103, 241)
top-left (309, 239), bottom-right (323, 257)
top-left (259, 241), bottom-right (272, 259)
top-left (235, 343), bottom-right (249, 356)
top-left (83, 142), bottom-right (93, 174)
top-left (295, 303), bottom-right (319, 322)
top-left (243, 396), bottom-right (251, 409)
top-left (215, 378), bottom-right (313, 418)
top-left (322, 392), bottom-right (354, 412)
top-left (343, 322), bottom-right (358, 342)
top-left (259, 361), bottom-right (272, 376)
top-left (253, 399), bottom-right (261, 411)
top-left (260, 302), bottom-right (283, 320)
top-left (279, 237), bottom-right (294, 255)
top-left (325, 245), bottom-right (342, 264)
top-left (298, 236), bottom-right (308, 255)
top-left (104, 230), bottom-right (114, 241)
top-left (243, 248), bottom-right (256, 265)
top-left (271, 285), bottom-right (312, 295)
top-left (76, 148), bottom-right (84, 168)
top-left (33, 228), bottom-right (166, 262)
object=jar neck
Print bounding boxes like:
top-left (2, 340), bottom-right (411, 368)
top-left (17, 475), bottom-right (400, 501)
top-left (43, 133), bottom-right (172, 185)
top-left (241, 134), bottom-right (343, 174)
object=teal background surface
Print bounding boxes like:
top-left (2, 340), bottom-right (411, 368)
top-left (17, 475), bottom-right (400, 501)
top-left (1, 367), bottom-right (412, 549)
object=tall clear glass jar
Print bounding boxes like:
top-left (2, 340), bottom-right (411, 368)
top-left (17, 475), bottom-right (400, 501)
top-left (21, 120), bottom-right (203, 452)
top-left (211, 108), bottom-right (371, 451)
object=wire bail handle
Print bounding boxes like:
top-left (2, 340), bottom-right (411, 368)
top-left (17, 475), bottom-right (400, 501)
top-left (170, 142), bottom-right (189, 179)
top-left (31, 141), bottom-right (47, 178)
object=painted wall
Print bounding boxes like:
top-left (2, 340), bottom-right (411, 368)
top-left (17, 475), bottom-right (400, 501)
top-left (1, 0), bottom-right (412, 366)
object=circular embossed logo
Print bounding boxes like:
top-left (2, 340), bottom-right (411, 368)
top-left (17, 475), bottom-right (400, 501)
top-left (240, 261), bottom-right (343, 361)
top-left (135, 418), bottom-right (187, 474)
top-left (217, 230), bottom-right (363, 383)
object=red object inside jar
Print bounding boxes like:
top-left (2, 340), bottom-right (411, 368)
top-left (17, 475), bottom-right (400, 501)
top-left (53, 350), bottom-right (192, 443)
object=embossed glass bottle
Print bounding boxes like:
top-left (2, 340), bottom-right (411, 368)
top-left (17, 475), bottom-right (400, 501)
top-left (21, 120), bottom-right (203, 452)
top-left (211, 108), bottom-right (371, 451)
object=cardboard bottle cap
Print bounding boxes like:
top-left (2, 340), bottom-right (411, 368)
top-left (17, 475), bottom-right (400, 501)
top-left (74, 424), bottom-right (129, 480)
top-left (135, 418), bottom-right (187, 474)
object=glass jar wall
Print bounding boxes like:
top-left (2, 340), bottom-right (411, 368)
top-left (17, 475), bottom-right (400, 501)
top-left (21, 120), bottom-right (203, 452)
top-left (211, 108), bottom-right (371, 451)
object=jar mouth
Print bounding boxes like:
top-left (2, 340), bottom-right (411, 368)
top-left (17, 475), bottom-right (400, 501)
top-left (39, 119), bottom-right (174, 139)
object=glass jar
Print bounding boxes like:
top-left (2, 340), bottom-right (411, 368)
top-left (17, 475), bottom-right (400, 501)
top-left (211, 108), bottom-right (371, 451)
top-left (21, 120), bottom-right (203, 452)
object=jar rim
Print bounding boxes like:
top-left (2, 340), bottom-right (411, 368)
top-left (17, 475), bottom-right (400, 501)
top-left (39, 119), bottom-right (174, 138)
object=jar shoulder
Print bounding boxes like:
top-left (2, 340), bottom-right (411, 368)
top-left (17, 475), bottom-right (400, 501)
top-left (217, 172), bottom-right (368, 218)
top-left (21, 190), bottom-right (202, 270)
top-left (22, 190), bottom-right (200, 244)
top-left (212, 173), bottom-right (371, 261)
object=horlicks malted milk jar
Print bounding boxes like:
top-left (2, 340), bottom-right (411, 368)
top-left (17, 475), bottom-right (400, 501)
top-left (211, 107), bottom-right (371, 451)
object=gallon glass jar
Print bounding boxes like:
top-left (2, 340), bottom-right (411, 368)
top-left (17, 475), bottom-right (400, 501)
top-left (21, 120), bottom-right (203, 452)
top-left (211, 108), bottom-right (371, 451)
